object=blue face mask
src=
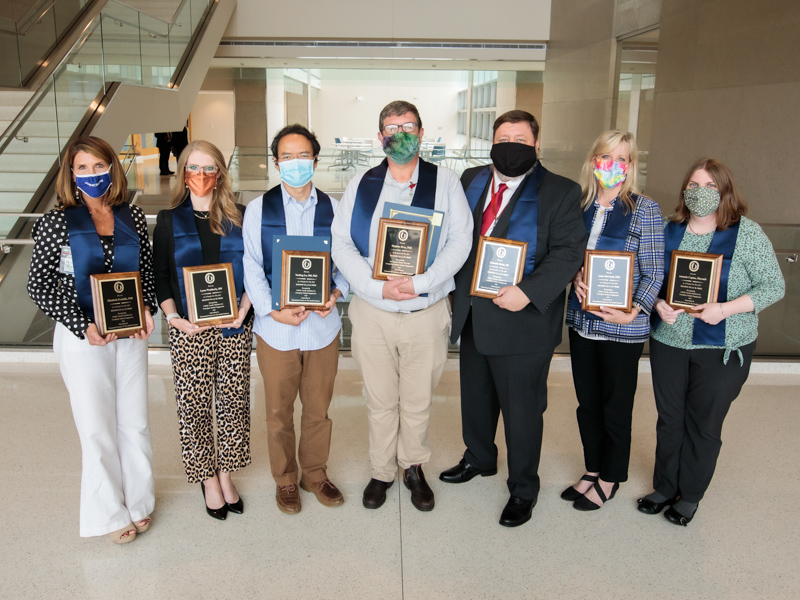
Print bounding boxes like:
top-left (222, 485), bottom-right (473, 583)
top-left (278, 158), bottom-right (315, 188)
top-left (74, 170), bottom-right (112, 199)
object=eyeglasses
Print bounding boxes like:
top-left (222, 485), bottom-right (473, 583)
top-left (185, 164), bottom-right (218, 174)
top-left (277, 152), bottom-right (313, 161)
top-left (381, 122), bottom-right (419, 135)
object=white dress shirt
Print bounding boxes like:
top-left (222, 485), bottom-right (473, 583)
top-left (243, 183), bottom-right (349, 351)
top-left (331, 160), bottom-right (473, 313)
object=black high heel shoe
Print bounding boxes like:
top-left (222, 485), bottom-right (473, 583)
top-left (226, 496), bottom-right (244, 514)
top-left (201, 482), bottom-right (228, 521)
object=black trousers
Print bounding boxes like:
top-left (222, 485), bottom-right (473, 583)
top-left (649, 338), bottom-right (755, 503)
top-left (459, 316), bottom-right (552, 501)
top-left (568, 328), bottom-right (644, 482)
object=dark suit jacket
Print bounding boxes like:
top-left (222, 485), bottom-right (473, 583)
top-left (450, 164), bottom-right (587, 355)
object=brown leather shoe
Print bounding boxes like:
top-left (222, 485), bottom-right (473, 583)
top-left (300, 477), bottom-right (344, 507)
top-left (276, 483), bottom-right (301, 514)
top-left (403, 464), bottom-right (435, 511)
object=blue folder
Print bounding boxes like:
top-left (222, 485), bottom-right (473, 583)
top-left (271, 235), bottom-right (331, 310)
top-left (381, 202), bottom-right (444, 269)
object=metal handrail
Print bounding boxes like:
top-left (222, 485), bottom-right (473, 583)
top-left (0, 0), bottom-right (61, 35)
top-left (0, 16), bottom-right (103, 154)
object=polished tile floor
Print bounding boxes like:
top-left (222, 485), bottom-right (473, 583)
top-left (1, 357), bottom-right (798, 599)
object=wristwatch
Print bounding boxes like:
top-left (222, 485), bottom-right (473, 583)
top-left (165, 312), bottom-right (180, 325)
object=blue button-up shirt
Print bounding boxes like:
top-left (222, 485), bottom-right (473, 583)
top-left (243, 183), bottom-right (349, 351)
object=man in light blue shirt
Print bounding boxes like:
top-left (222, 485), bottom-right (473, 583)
top-left (331, 101), bottom-right (473, 512)
top-left (243, 125), bottom-right (348, 515)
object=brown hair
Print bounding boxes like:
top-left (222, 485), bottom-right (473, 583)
top-left (170, 140), bottom-right (242, 235)
top-left (56, 136), bottom-right (127, 208)
top-left (492, 110), bottom-right (539, 142)
top-left (671, 158), bottom-right (748, 230)
top-left (578, 130), bottom-right (639, 213)
top-left (378, 100), bottom-right (422, 132)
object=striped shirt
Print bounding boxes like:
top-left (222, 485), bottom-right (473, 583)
top-left (566, 194), bottom-right (664, 343)
top-left (243, 183), bottom-right (349, 351)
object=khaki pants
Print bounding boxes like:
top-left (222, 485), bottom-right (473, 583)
top-left (256, 334), bottom-right (340, 486)
top-left (349, 295), bottom-right (450, 481)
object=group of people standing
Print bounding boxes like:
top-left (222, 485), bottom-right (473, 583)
top-left (27, 100), bottom-right (784, 544)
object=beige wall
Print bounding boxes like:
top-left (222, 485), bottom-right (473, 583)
top-left (646, 0), bottom-right (800, 222)
top-left (190, 91), bottom-right (236, 163)
top-left (224, 0), bottom-right (550, 42)
top-left (540, 0), bottom-right (618, 177)
top-left (541, 0), bottom-right (662, 178)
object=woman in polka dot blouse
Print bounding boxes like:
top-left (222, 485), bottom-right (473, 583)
top-left (27, 136), bottom-right (158, 544)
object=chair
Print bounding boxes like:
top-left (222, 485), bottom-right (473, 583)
top-left (328, 138), bottom-right (347, 170)
top-left (429, 143), bottom-right (446, 166)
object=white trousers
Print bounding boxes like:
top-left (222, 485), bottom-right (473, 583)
top-left (54, 323), bottom-right (155, 537)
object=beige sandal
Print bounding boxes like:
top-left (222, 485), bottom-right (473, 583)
top-left (109, 523), bottom-right (137, 544)
top-left (134, 517), bottom-right (151, 534)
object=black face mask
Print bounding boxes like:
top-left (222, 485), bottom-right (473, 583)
top-left (490, 142), bottom-right (538, 178)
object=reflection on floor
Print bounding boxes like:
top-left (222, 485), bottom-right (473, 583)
top-left (1, 359), bottom-right (798, 599)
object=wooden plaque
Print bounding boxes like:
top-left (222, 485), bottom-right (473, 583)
top-left (666, 250), bottom-right (723, 312)
top-left (90, 271), bottom-right (145, 337)
top-left (469, 236), bottom-right (527, 299)
top-left (281, 250), bottom-right (330, 310)
top-left (182, 263), bottom-right (238, 326)
top-left (372, 218), bottom-right (430, 280)
top-left (581, 249), bottom-right (636, 313)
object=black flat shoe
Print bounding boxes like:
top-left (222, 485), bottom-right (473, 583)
top-left (363, 478), bottom-right (394, 509)
top-left (637, 496), bottom-right (676, 515)
top-left (499, 496), bottom-right (536, 527)
top-left (561, 474), bottom-right (599, 501)
top-left (439, 458), bottom-right (497, 484)
top-left (573, 481), bottom-right (619, 511)
top-left (664, 505), bottom-right (695, 526)
top-left (201, 482), bottom-right (228, 520)
top-left (226, 496), bottom-right (244, 514)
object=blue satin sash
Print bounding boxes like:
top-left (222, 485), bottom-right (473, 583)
top-left (172, 199), bottom-right (245, 337)
top-left (465, 163), bottom-right (541, 277)
top-left (260, 185), bottom-right (335, 289)
top-left (568, 198), bottom-right (636, 314)
top-left (64, 203), bottom-right (140, 319)
top-left (652, 221), bottom-right (739, 345)
top-left (351, 157), bottom-right (437, 257)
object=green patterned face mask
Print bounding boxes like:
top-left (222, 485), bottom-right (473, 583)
top-left (382, 132), bottom-right (420, 165)
top-left (683, 186), bottom-right (720, 217)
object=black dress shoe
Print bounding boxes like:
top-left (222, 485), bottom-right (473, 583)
top-left (499, 496), bottom-right (536, 527)
top-left (363, 478), bottom-right (394, 509)
top-left (403, 465), bottom-right (435, 511)
top-left (201, 482), bottom-right (228, 520)
top-left (439, 458), bottom-right (498, 484)
top-left (637, 496), bottom-right (676, 515)
top-left (664, 505), bottom-right (695, 526)
top-left (560, 474), bottom-right (599, 501)
top-left (573, 481), bottom-right (619, 511)
top-left (226, 496), bottom-right (244, 514)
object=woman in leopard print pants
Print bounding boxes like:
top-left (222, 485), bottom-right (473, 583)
top-left (153, 140), bottom-right (253, 520)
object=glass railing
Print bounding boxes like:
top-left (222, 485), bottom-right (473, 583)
top-left (0, 0), bottom-right (92, 88)
top-left (227, 145), bottom-right (492, 194)
top-left (0, 0), bottom-right (213, 238)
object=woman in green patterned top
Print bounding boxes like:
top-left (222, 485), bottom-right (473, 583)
top-left (637, 158), bottom-right (784, 526)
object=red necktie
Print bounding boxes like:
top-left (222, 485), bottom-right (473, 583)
top-left (480, 182), bottom-right (508, 236)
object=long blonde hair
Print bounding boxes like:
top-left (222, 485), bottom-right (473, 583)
top-left (171, 140), bottom-right (241, 234)
top-left (578, 130), bottom-right (639, 213)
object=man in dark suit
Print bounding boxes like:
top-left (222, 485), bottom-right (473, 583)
top-left (440, 110), bottom-right (586, 527)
